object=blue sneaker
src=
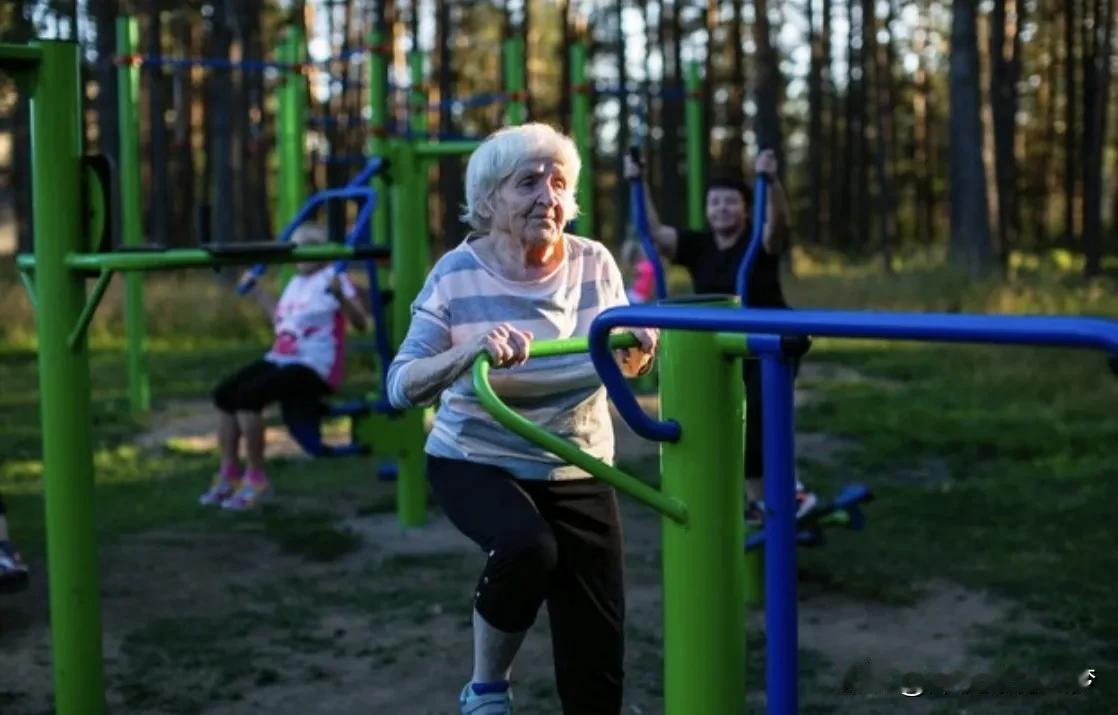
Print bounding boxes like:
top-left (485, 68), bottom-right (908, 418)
top-left (459, 681), bottom-right (513, 714)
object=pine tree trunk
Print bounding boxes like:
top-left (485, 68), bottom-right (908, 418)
top-left (1082, 0), bottom-right (1113, 276)
top-left (754, 0), bottom-right (785, 171)
top-left (948, 0), bottom-right (994, 275)
top-left (807, 0), bottom-right (824, 246)
top-left (864, 0), bottom-right (895, 271)
top-left (170, 9), bottom-right (196, 245)
top-left (437, 0), bottom-right (463, 250)
top-left (148, 5), bottom-right (172, 247)
top-left (1065, 0), bottom-right (1079, 245)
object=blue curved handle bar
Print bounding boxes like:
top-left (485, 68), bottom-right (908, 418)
top-left (588, 304), bottom-right (1118, 443)
top-left (629, 174), bottom-right (669, 300)
top-left (735, 174), bottom-right (769, 303)
top-left (237, 156), bottom-right (384, 296)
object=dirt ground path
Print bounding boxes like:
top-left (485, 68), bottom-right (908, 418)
top-left (0, 371), bottom-right (1044, 713)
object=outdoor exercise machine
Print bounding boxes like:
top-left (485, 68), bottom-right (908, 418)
top-left (628, 148), bottom-right (874, 571)
top-left (475, 303), bottom-right (1118, 714)
top-left (8, 37), bottom-right (1118, 715)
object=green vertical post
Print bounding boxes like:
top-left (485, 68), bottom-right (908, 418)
top-left (30, 41), bottom-right (108, 715)
top-left (659, 299), bottom-right (746, 713)
top-left (276, 25), bottom-right (306, 286)
top-left (685, 61), bottom-right (704, 231)
top-left (503, 36), bottom-right (526, 125)
top-left (569, 41), bottom-right (594, 237)
top-left (116, 17), bottom-right (150, 415)
top-left (408, 51), bottom-right (427, 136)
top-left (389, 141), bottom-right (429, 528)
top-left (276, 25), bottom-right (307, 231)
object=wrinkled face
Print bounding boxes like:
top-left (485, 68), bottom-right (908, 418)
top-left (490, 158), bottom-right (570, 247)
top-left (705, 187), bottom-right (748, 235)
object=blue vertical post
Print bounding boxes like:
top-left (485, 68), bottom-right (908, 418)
top-left (761, 354), bottom-right (798, 715)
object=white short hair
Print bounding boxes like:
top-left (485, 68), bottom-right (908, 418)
top-left (291, 223), bottom-right (328, 245)
top-left (461, 123), bottom-right (581, 232)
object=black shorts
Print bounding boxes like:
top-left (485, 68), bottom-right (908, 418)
top-left (212, 359), bottom-right (331, 415)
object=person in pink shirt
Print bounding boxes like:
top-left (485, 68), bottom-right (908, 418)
top-left (199, 224), bottom-right (370, 511)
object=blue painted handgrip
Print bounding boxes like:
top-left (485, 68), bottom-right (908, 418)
top-left (589, 304), bottom-right (1118, 443)
top-left (735, 174), bottom-right (768, 303)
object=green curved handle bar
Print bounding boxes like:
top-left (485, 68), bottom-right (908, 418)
top-left (472, 333), bottom-right (688, 524)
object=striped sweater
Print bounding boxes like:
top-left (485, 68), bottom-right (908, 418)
top-left (386, 233), bottom-right (629, 480)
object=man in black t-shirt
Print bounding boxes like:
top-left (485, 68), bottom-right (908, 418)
top-left (623, 150), bottom-right (817, 522)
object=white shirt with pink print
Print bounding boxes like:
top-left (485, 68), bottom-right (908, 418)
top-left (264, 268), bottom-right (358, 389)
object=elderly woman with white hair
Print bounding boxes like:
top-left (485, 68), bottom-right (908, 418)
top-left (386, 123), bottom-right (657, 715)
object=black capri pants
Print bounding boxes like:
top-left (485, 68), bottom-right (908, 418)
top-left (212, 359), bottom-right (331, 415)
top-left (428, 455), bottom-right (625, 715)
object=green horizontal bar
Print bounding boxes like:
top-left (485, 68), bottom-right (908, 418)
top-left (414, 140), bottom-right (482, 158)
top-left (20, 244), bottom-right (375, 273)
top-left (715, 332), bottom-right (752, 357)
top-left (67, 270), bottom-right (114, 349)
top-left (473, 334), bottom-right (688, 524)
top-left (0, 44), bottom-right (42, 70)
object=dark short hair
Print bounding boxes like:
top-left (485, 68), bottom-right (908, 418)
top-left (706, 171), bottom-right (753, 206)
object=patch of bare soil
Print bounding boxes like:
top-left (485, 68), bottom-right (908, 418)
top-left (0, 381), bottom-right (1053, 714)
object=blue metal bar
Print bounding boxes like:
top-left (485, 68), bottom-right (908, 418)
top-left (238, 185), bottom-right (378, 294)
top-left (588, 305), bottom-right (1118, 443)
top-left (761, 356), bottom-right (798, 715)
top-left (344, 157), bottom-right (384, 189)
top-left (592, 83), bottom-right (686, 99)
top-left (117, 52), bottom-right (372, 74)
top-left (735, 175), bottom-right (769, 302)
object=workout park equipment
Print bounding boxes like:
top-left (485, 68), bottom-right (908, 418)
top-left (11, 37), bottom-right (1118, 715)
top-left (627, 147), bottom-right (873, 588)
top-left (108, 16), bottom-right (714, 530)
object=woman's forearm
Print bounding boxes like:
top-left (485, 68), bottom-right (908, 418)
top-left (392, 343), bottom-right (478, 408)
top-left (641, 179), bottom-right (680, 258)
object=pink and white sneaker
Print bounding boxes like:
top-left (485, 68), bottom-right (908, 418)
top-left (220, 480), bottom-right (271, 512)
top-left (198, 474), bottom-right (240, 507)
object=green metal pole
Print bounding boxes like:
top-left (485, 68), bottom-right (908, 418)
top-left (116, 17), bottom-right (150, 415)
top-left (503, 36), bottom-right (526, 125)
top-left (409, 50), bottom-right (427, 136)
top-left (685, 61), bottom-right (704, 231)
top-left (659, 298), bottom-right (746, 713)
top-left (390, 140), bottom-right (428, 528)
top-left (31, 40), bottom-right (107, 715)
top-left (570, 41), bottom-right (594, 237)
top-left (277, 25), bottom-right (307, 285)
top-left (277, 26), bottom-right (307, 231)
